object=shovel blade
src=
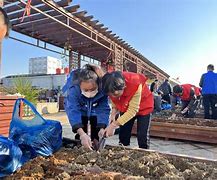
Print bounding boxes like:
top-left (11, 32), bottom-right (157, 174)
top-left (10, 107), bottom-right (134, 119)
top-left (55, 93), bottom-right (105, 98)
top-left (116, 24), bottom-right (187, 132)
top-left (98, 137), bottom-right (106, 151)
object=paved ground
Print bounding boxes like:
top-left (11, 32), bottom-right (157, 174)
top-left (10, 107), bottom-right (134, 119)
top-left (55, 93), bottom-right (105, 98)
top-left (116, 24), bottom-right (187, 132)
top-left (43, 112), bottom-right (217, 161)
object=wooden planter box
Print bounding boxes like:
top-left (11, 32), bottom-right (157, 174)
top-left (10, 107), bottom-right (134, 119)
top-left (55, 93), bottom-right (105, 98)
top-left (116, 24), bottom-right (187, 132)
top-left (0, 95), bottom-right (22, 137)
top-left (132, 118), bottom-right (217, 144)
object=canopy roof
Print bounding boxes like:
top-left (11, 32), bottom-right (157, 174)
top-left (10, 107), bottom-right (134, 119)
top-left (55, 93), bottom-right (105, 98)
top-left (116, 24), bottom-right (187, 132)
top-left (4, 0), bottom-right (169, 78)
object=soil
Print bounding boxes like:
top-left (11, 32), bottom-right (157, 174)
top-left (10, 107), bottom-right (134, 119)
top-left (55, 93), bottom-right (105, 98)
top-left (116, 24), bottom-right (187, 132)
top-left (5, 145), bottom-right (217, 180)
top-left (153, 110), bottom-right (217, 128)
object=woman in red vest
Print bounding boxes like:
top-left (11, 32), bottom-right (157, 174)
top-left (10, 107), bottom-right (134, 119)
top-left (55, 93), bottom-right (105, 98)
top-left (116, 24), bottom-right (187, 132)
top-left (173, 84), bottom-right (201, 118)
top-left (102, 71), bottom-right (154, 149)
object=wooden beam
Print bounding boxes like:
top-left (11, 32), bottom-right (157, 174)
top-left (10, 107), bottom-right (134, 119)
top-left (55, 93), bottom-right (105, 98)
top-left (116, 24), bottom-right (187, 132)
top-left (73, 11), bottom-right (87, 17)
top-left (66, 5), bottom-right (80, 13)
top-left (94, 23), bottom-right (104, 28)
top-left (101, 27), bottom-right (108, 32)
top-left (89, 20), bottom-right (99, 26)
top-left (16, 16), bottom-right (65, 29)
top-left (9, 4), bottom-right (75, 22)
top-left (81, 15), bottom-right (93, 22)
top-left (4, 0), bottom-right (43, 13)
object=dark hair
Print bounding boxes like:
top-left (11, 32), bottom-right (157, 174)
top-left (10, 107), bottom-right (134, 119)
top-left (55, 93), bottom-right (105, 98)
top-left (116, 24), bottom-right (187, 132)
top-left (79, 64), bottom-right (98, 84)
top-left (102, 71), bottom-right (125, 94)
top-left (173, 85), bottom-right (183, 94)
top-left (0, 7), bottom-right (10, 37)
top-left (207, 64), bottom-right (214, 71)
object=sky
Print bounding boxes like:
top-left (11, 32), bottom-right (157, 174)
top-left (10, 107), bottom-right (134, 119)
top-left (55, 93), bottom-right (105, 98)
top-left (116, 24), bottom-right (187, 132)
top-left (2, 0), bottom-right (217, 85)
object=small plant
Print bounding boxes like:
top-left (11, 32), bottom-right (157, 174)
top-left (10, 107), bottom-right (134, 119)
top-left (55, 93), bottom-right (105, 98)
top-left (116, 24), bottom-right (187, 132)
top-left (10, 77), bottom-right (40, 117)
top-left (12, 77), bottom-right (39, 105)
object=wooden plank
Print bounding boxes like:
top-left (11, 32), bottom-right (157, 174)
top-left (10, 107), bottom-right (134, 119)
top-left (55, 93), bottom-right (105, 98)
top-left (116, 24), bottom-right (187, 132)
top-left (0, 126), bottom-right (9, 137)
top-left (0, 106), bottom-right (14, 113)
top-left (0, 120), bottom-right (11, 128)
top-left (0, 113), bottom-right (12, 120)
top-left (0, 99), bottom-right (16, 106)
top-left (0, 95), bottom-right (20, 100)
top-left (151, 121), bottom-right (217, 131)
top-left (132, 120), bottom-right (217, 144)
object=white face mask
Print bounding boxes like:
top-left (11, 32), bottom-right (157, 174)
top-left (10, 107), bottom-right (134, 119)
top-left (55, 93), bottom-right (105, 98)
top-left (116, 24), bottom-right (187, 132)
top-left (82, 89), bottom-right (98, 98)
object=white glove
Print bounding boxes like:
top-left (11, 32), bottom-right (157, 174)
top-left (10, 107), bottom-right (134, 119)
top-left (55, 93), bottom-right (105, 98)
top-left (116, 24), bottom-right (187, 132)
top-left (181, 107), bottom-right (188, 114)
top-left (105, 122), bottom-right (119, 137)
top-left (168, 113), bottom-right (176, 120)
top-left (80, 133), bottom-right (92, 150)
top-left (98, 128), bottom-right (105, 139)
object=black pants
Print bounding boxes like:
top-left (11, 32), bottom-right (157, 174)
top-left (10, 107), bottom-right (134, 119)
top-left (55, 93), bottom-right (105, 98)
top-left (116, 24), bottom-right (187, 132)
top-left (154, 95), bottom-right (162, 112)
top-left (75, 116), bottom-right (100, 141)
top-left (162, 94), bottom-right (171, 104)
top-left (119, 114), bottom-right (151, 149)
top-left (203, 94), bottom-right (217, 119)
top-left (181, 100), bottom-right (199, 118)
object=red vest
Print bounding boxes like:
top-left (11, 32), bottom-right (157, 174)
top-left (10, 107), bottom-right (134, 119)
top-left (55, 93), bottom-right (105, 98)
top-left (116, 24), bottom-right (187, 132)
top-left (194, 87), bottom-right (201, 97)
top-left (181, 84), bottom-right (201, 101)
top-left (110, 72), bottom-right (154, 115)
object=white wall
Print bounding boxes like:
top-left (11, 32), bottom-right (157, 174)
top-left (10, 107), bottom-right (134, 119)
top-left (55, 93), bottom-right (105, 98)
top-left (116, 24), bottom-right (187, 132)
top-left (2, 74), bottom-right (67, 90)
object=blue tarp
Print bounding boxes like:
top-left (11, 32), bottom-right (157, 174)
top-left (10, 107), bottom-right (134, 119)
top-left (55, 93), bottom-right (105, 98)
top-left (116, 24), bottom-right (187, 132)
top-left (0, 136), bottom-right (23, 177)
top-left (9, 98), bottom-right (62, 162)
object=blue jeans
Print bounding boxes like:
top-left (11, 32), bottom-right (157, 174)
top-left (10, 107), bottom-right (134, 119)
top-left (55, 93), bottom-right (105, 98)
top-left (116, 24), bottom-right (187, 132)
top-left (119, 114), bottom-right (151, 149)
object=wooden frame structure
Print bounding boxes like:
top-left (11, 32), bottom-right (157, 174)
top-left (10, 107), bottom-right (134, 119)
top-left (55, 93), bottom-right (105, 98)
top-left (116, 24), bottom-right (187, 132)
top-left (3, 0), bottom-right (169, 80)
top-left (132, 118), bottom-right (217, 144)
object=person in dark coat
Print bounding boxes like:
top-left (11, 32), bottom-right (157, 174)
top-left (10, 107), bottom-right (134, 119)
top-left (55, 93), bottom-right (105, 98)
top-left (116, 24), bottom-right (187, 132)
top-left (158, 79), bottom-right (172, 104)
top-left (150, 79), bottom-right (162, 112)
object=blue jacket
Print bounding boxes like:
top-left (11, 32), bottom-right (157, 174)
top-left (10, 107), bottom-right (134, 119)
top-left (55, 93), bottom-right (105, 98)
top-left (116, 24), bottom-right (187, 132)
top-left (199, 71), bottom-right (217, 95)
top-left (65, 84), bottom-right (110, 132)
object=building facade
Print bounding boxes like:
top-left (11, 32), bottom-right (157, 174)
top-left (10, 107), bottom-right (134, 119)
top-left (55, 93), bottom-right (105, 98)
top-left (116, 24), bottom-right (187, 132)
top-left (2, 74), bottom-right (67, 90)
top-left (29, 56), bottom-right (62, 75)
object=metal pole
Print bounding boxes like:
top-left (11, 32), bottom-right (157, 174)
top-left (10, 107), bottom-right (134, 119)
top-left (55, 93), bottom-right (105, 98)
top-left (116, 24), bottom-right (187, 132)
top-left (69, 50), bottom-right (73, 72)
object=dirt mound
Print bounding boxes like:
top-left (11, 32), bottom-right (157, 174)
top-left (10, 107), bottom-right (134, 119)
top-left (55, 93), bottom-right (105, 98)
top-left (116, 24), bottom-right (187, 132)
top-left (6, 146), bottom-right (217, 180)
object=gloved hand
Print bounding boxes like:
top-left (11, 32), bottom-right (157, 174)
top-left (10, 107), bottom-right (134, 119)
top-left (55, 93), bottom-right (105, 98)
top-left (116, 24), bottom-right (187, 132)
top-left (80, 133), bottom-right (92, 150)
top-left (98, 128), bottom-right (105, 139)
top-left (168, 113), bottom-right (176, 120)
top-left (181, 107), bottom-right (188, 114)
top-left (105, 121), bottom-right (119, 137)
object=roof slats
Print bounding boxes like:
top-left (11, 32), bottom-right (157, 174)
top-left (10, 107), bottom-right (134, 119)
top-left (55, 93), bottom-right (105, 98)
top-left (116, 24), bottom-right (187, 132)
top-left (3, 0), bottom-right (169, 76)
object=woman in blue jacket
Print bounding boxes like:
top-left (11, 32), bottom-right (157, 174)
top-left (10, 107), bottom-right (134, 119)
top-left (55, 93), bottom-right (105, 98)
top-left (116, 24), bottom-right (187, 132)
top-left (64, 64), bottom-right (110, 150)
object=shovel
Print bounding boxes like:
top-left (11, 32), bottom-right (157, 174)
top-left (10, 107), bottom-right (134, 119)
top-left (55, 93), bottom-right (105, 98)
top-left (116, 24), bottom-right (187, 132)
top-left (94, 133), bottom-right (106, 151)
top-left (98, 135), bottom-right (106, 150)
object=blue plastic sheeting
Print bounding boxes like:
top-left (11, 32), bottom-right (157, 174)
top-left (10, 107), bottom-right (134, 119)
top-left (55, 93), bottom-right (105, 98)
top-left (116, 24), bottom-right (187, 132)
top-left (0, 136), bottom-right (23, 177)
top-left (161, 103), bottom-right (172, 110)
top-left (9, 98), bottom-right (62, 162)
